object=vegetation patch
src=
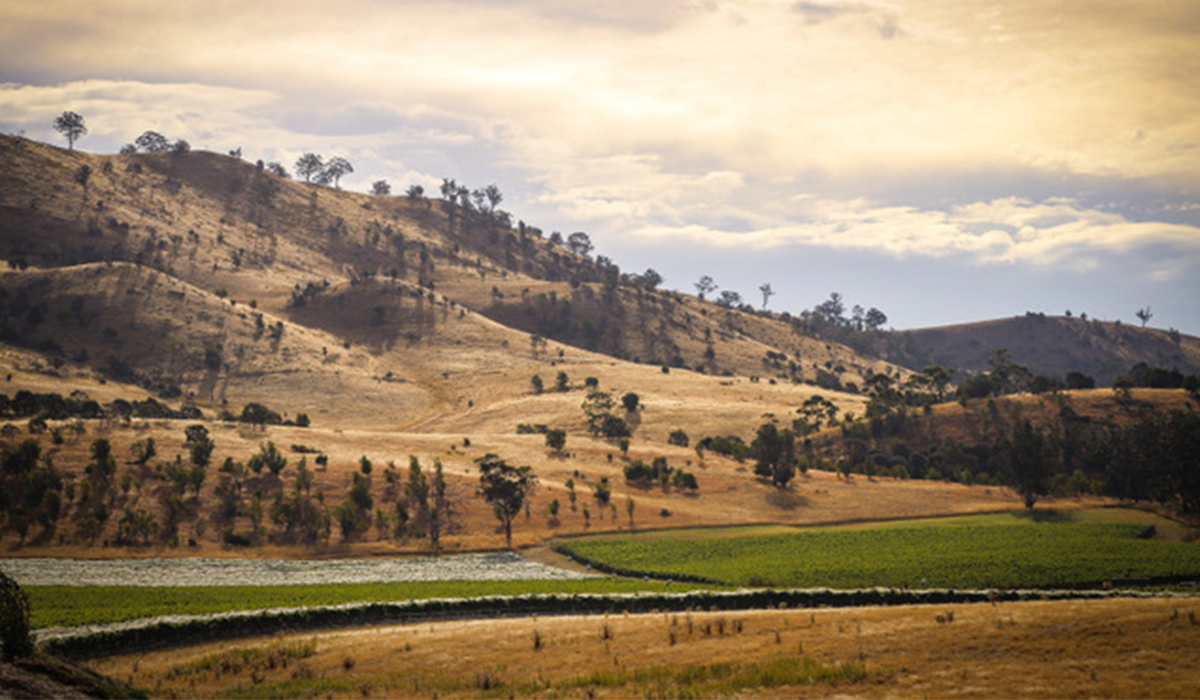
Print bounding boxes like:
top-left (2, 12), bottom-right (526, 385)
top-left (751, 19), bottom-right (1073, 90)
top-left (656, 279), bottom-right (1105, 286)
top-left (27, 579), bottom-right (711, 630)
top-left (554, 511), bottom-right (1200, 590)
top-left (555, 656), bottom-right (870, 697)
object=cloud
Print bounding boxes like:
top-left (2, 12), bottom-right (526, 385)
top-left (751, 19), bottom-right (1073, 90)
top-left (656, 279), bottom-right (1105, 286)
top-left (790, 0), bottom-right (900, 37)
top-left (622, 195), bottom-right (1200, 277)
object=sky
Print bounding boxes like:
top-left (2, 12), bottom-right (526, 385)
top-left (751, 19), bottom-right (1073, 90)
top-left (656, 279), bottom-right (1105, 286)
top-left (2, 0), bottom-right (1199, 335)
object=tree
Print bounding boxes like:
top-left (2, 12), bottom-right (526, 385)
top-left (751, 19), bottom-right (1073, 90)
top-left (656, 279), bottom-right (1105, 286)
top-left (185, 424), bottom-right (215, 468)
top-left (266, 161), bottom-right (290, 178)
top-left (371, 180), bottom-right (391, 196)
top-left (814, 292), bottom-right (845, 325)
top-left (172, 139), bottom-right (190, 154)
top-left (545, 428), bottom-right (566, 453)
top-left (320, 157), bottom-right (353, 188)
top-left (53, 111), bottom-right (87, 151)
top-left (566, 232), bottom-right (593, 257)
top-left (476, 454), bottom-right (537, 549)
top-left (295, 153), bottom-right (324, 183)
top-left (717, 290), bottom-right (742, 308)
top-left (621, 392), bottom-right (640, 412)
top-left (694, 275), bottom-right (717, 300)
top-left (530, 374), bottom-right (544, 394)
top-left (130, 437), bottom-right (156, 466)
top-left (759, 283), bottom-right (775, 310)
top-left (406, 183), bottom-right (425, 200)
top-left (248, 441), bottom-right (287, 477)
top-left (864, 307), bottom-right (888, 331)
top-left (74, 164), bottom-right (92, 205)
top-left (996, 419), bottom-right (1053, 509)
top-left (135, 130), bottom-right (171, 153)
top-left (667, 429), bottom-right (689, 447)
top-left (484, 183), bottom-right (503, 212)
top-left (556, 371), bottom-right (570, 392)
top-left (751, 423), bottom-right (797, 488)
top-left (1135, 306), bottom-right (1153, 328)
top-left (639, 269), bottom-right (663, 290)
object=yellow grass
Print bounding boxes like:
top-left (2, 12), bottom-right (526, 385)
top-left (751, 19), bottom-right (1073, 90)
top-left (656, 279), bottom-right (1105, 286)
top-left (92, 597), bottom-right (1200, 698)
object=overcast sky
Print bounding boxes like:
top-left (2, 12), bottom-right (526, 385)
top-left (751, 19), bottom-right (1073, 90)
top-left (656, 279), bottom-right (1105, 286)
top-left (2, 0), bottom-right (1198, 335)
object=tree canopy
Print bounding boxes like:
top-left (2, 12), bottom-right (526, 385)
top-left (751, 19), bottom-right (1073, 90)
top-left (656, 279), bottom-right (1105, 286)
top-left (52, 111), bottom-right (87, 151)
top-left (476, 454), bottom-right (537, 548)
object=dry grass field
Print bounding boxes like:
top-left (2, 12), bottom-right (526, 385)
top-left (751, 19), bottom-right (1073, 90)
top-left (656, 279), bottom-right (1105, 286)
top-left (92, 597), bottom-right (1200, 699)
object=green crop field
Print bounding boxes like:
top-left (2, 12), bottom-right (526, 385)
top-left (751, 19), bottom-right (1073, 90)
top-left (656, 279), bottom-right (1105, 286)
top-left (27, 578), bottom-right (712, 630)
top-left (554, 510), bottom-right (1200, 590)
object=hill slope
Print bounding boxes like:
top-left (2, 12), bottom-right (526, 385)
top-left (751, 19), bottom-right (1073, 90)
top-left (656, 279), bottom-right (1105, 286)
top-left (882, 314), bottom-right (1200, 384)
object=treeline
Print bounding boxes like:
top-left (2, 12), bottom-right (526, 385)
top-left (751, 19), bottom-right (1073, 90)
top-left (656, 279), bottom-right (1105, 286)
top-left (831, 363), bottom-right (1200, 512)
top-left (0, 391), bottom-right (308, 428)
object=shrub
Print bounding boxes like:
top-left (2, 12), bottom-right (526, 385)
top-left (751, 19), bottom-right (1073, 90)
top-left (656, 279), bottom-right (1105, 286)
top-left (0, 571), bottom-right (32, 660)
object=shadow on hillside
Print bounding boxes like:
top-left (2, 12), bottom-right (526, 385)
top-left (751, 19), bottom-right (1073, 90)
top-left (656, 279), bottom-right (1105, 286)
top-left (765, 489), bottom-right (809, 511)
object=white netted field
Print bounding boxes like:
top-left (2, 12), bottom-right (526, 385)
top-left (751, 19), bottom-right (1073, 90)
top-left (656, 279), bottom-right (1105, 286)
top-left (0, 552), bottom-right (596, 587)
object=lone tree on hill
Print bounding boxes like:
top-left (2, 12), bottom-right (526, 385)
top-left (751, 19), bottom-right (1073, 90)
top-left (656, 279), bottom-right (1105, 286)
top-left (371, 179), bottom-right (391, 196)
top-left (545, 428), bottom-right (566, 454)
top-left (477, 454), bottom-right (538, 549)
top-left (1135, 306), bottom-right (1153, 328)
top-left (695, 275), bottom-right (717, 300)
top-left (53, 111), bottom-right (87, 150)
top-left (759, 283), bottom-right (775, 310)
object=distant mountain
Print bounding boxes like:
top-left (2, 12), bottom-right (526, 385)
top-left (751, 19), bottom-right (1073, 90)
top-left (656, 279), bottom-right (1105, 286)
top-left (880, 314), bottom-right (1200, 385)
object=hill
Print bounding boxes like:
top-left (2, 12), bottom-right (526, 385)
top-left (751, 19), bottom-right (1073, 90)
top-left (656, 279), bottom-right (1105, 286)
top-left (0, 134), bottom-right (903, 392)
top-left (0, 134), bottom-right (1194, 558)
top-left (880, 314), bottom-right (1200, 385)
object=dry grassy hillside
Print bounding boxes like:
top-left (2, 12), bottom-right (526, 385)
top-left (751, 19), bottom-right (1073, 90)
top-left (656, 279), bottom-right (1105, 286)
top-left (885, 314), bottom-right (1200, 384)
top-left (0, 135), bottom-right (1180, 559)
top-left (0, 134), bottom-right (905, 388)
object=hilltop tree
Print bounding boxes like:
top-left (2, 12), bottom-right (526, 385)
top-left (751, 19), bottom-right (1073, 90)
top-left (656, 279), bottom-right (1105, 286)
top-left (759, 283), bottom-right (775, 310)
top-left (295, 153), bottom-right (324, 183)
top-left (477, 454), bottom-right (537, 549)
top-left (318, 156), bottom-right (353, 188)
top-left (639, 268), bottom-right (663, 290)
top-left (371, 179), bottom-right (391, 196)
top-left (265, 161), bottom-right (290, 178)
top-left (1135, 306), bottom-right (1153, 328)
top-left (694, 275), bottom-right (717, 300)
top-left (135, 130), bottom-right (171, 153)
top-left (814, 292), bottom-right (846, 325)
top-left (717, 290), bottom-right (742, 308)
top-left (864, 307), bottom-right (888, 331)
top-left (52, 111), bottom-right (87, 151)
top-left (484, 183), bottom-right (503, 212)
top-left (566, 232), bottom-right (593, 257)
top-left (406, 184), bottom-right (425, 199)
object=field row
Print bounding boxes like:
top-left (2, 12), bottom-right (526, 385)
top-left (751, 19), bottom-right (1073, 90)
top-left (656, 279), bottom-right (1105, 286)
top-left (553, 512), bottom-right (1200, 590)
top-left (1, 551), bottom-right (593, 587)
